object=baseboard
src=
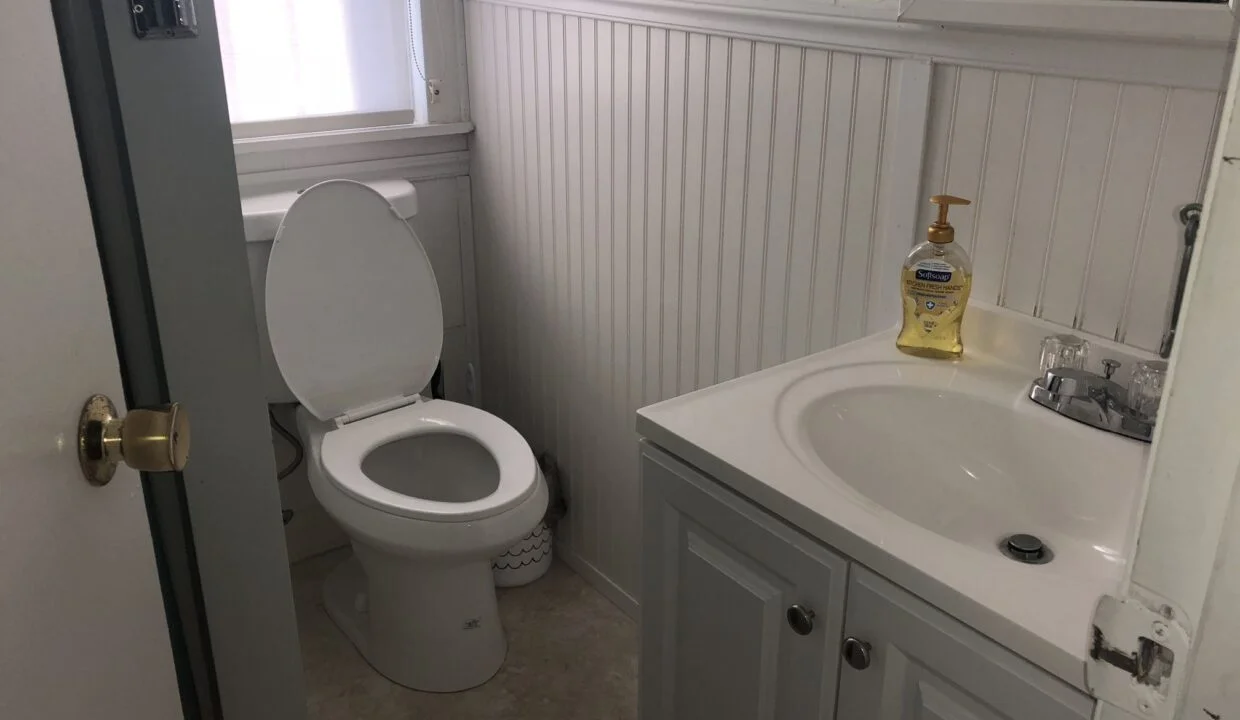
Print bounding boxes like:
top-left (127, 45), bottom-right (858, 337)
top-left (557, 539), bottom-right (640, 622)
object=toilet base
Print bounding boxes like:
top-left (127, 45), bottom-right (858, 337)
top-left (322, 548), bottom-right (508, 692)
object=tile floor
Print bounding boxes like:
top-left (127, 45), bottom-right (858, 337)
top-left (293, 548), bottom-right (639, 719)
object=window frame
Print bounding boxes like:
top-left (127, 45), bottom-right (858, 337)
top-left (223, 0), bottom-right (469, 154)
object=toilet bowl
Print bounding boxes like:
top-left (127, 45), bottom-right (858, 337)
top-left (297, 402), bottom-right (546, 691)
top-left (263, 179), bottom-right (547, 691)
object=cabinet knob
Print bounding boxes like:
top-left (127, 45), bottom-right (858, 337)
top-left (786, 604), bottom-right (815, 636)
top-left (842, 637), bottom-right (872, 670)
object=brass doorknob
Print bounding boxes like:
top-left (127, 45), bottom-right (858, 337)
top-left (78, 394), bottom-right (190, 485)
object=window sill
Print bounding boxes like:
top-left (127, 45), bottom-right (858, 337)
top-left (232, 121), bottom-right (475, 156)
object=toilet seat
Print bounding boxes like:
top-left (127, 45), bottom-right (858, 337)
top-left (320, 399), bottom-right (539, 523)
top-left (265, 179), bottom-right (444, 423)
top-left (266, 180), bottom-right (539, 527)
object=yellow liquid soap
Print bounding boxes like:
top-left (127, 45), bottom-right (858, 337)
top-left (896, 195), bottom-right (973, 360)
top-left (896, 264), bottom-right (972, 359)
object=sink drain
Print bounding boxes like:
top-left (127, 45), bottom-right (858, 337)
top-left (999, 533), bottom-right (1053, 565)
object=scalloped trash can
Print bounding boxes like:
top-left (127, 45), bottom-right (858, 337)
top-left (492, 522), bottom-right (552, 587)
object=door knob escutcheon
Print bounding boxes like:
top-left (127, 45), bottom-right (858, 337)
top-left (78, 394), bottom-right (190, 485)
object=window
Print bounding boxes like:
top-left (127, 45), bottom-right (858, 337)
top-left (215, 0), bottom-right (426, 138)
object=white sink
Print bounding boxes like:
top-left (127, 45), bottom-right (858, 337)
top-left (779, 362), bottom-right (1144, 579)
top-left (778, 359), bottom-right (1145, 584)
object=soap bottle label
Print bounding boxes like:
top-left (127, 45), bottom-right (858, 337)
top-left (902, 259), bottom-right (970, 333)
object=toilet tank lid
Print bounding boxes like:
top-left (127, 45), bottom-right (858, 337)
top-left (240, 178), bottom-right (417, 243)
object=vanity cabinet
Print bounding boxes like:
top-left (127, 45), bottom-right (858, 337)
top-left (639, 443), bottom-right (1094, 720)
top-left (837, 569), bottom-right (1092, 720)
top-left (639, 446), bottom-right (849, 720)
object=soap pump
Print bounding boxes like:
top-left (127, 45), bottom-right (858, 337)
top-left (896, 195), bottom-right (973, 359)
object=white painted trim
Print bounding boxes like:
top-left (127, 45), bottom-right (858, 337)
top-left (869, 57), bottom-right (933, 334)
top-left (418, 0), bottom-right (473, 124)
top-left (232, 121), bottom-right (474, 156)
top-left (453, 0), bottom-right (474, 123)
top-left (900, 0), bottom-right (1233, 45)
top-left (469, 0), bottom-right (1229, 90)
top-left (558, 539), bottom-right (641, 620)
top-left (456, 175), bottom-right (484, 406)
top-left (230, 110), bottom-right (420, 141)
top-left (235, 150), bottom-right (471, 190)
top-left (1094, 38), bottom-right (1240, 720)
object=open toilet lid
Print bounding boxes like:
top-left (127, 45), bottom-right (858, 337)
top-left (265, 180), bottom-right (443, 422)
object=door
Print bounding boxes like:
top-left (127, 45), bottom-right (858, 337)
top-left (52, 1), bottom-right (307, 717)
top-left (640, 443), bottom-right (848, 720)
top-left (836, 569), bottom-right (1094, 720)
top-left (0, 4), bottom-right (182, 719)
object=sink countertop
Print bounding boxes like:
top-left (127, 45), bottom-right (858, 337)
top-left (636, 303), bottom-right (1152, 691)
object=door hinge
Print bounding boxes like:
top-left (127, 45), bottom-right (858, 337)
top-left (334, 395), bottom-right (421, 427)
top-left (1086, 591), bottom-right (1191, 720)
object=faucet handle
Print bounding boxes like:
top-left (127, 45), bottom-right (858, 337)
top-left (1130, 360), bottom-right (1169, 419)
top-left (1101, 358), bottom-right (1121, 381)
top-left (1040, 334), bottom-right (1090, 374)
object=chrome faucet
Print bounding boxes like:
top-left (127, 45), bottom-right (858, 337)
top-left (1029, 358), bottom-right (1154, 443)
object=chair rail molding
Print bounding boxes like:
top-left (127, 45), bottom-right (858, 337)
top-left (470, 0), bottom-right (1229, 91)
top-left (898, 0), bottom-right (1234, 45)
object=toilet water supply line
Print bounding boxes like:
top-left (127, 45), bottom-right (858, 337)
top-left (269, 407), bottom-right (303, 526)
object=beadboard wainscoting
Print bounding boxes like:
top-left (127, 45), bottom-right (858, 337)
top-left (920, 66), bottom-right (1219, 351)
top-left (464, 0), bottom-right (1224, 610)
top-left (467, 5), bottom-right (904, 607)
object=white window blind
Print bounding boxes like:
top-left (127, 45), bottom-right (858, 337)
top-left (215, 0), bottom-right (419, 136)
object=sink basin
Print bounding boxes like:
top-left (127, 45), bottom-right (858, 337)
top-left (780, 362), bottom-right (1146, 576)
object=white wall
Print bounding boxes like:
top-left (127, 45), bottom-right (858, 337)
top-left (921, 66), bottom-right (1218, 351)
top-left (464, 0), bottom-right (1225, 609)
top-left (468, 6), bottom-right (900, 606)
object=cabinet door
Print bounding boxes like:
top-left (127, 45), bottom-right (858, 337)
top-left (639, 444), bottom-right (848, 720)
top-left (837, 568), bottom-right (1094, 720)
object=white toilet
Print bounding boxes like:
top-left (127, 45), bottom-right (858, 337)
top-left (246, 179), bottom-right (547, 692)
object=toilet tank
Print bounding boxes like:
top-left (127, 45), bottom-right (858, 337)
top-left (241, 179), bottom-right (419, 404)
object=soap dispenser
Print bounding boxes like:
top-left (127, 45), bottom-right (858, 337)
top-left (896, 195), bottom-right (973, 359)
